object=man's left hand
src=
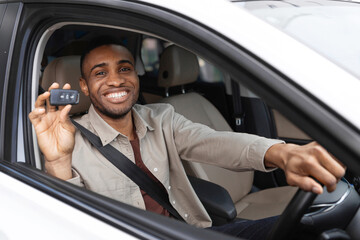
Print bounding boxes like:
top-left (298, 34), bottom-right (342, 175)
top-left (264, 142), bottom-right (346, 194)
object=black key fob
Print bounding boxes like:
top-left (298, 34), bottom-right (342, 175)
top-left (49, 89), bottom-right (79, 106)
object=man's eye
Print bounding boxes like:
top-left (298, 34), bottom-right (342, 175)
top-left (119, 67), bottom-right (131, 72)
top-left (95, 71), bottom-right (106, 76)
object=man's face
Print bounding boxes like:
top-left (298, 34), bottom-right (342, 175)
top-left (80, 44), bottom-right (139, 119)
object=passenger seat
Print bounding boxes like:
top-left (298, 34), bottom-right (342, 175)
top-left (157, 45), bottom-right (297, 220)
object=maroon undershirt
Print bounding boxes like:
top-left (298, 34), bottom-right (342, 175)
top-left (129, 135), bottom-right (171, 217)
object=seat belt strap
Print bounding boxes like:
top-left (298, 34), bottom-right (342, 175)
top-left (231, 79), bottom-right (245, 132)
top-left (70, 119), bottom-right (185, 221)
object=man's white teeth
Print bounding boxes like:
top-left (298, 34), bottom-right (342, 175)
top-left (107, 92), bottom-right (127, 98)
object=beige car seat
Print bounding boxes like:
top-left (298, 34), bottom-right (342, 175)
top-left (41, 56), bottom-right (90, 115)
top-left (158, 45), bottom-right (297, 220)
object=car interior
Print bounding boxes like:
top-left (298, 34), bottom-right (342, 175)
top-left (30, 23), bottom-right (360, 238)
top-left (37, 24), bottom-right (302, 220)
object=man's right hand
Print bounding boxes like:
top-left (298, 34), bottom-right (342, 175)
top-left (28, 82), bottom-right (75, 180)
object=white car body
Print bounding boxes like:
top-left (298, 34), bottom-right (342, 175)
top-left (0, 172), bottom-right (136, 239)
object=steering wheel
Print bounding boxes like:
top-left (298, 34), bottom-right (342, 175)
top-left (266, 189), bottom-right (318, 240)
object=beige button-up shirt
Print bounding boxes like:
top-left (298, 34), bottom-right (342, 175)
top-left (68, 103), bottom-right (282, 228)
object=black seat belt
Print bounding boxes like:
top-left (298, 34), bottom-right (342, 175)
top-left (231, 79), bottom-right (245, 132)
top-left (70, 119), bottom-right (185, 221)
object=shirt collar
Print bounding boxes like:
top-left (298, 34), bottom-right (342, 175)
top-left (88, 104), bottom-right (154, 146)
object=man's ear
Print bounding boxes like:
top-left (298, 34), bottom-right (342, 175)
top-left (79, 77), bottom-right (89, 96)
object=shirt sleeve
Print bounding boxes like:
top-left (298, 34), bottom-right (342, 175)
top-left (66, 168), bottom-right (84, 187)
top-left (172, 112), bottom-right (284, 172)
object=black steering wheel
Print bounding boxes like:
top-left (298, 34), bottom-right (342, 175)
top-left (266, 189), bottom-right (318, 240)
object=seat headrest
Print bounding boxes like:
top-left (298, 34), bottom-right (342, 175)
top-left (158, 45), bottom-right (199, 88)
top-left (41, 56), bottom-right (91, 115)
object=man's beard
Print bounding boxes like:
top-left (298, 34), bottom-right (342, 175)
top-left (89, 92), bottom-right (138, 119)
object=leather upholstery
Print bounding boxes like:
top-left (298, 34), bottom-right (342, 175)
top-left (235, 186), bottom-right (298, 220)
top-left (41, 56), bottom-right (91, 115)
top-left (158, 45), bottom-right (297, 220)
top-left (158, 45), bottom-right (199, 88)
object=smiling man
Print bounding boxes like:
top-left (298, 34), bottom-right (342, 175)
top-left (79, 44), bottom-right (139, 122)
top-left (29, 38), bottom-right (345, 239)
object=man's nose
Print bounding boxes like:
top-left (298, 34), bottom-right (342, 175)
top-left (106, 72), bottom-right (125, 86)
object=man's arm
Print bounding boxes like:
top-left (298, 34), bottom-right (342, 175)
top-left (172, 110), bottom-right (283, 171)
top-left (172, 109), bottom-right (345, 194)
top-left (264, 142), bottom-right (346, 194)
top-left (28, 82), bottom-right (75, 180)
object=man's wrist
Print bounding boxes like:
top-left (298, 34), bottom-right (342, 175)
top-left (264, 143), bottom-right (290, 170)
top-left (44, 154), bottom-right (72, 180)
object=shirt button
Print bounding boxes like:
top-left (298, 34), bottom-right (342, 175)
top-left (153, 168), bottom-right (158, 172)
top-left (184, 214), bottom-right (188, 218)
top-left (113, 138), bottom-right (117, 142)
top-left (172, 200), bottom-right (176, 205)
top-left (168, 186), bottom-right (171, 190)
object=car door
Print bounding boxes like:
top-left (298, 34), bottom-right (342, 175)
top-left (0, 1), bottom-right (241, 239)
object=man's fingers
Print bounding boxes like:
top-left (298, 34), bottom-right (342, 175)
top-left (311, 143), bottom-right (346, 179)
top-left (28, 108), bottom-right (46, 126)
top-left (287, 173), bottom-right (323, 194)
top-left (305, 159), bottom-right (338, 192)
top-left (34, 91), bottom-right (50, 108)
top-left (59, 104), bottom-right (72, 123)
top-left (59, 105), bottom-right (76, 135)
top-left (63, 83), bottom-right (71, 90)
top-left (307, 143), bottom-right (345, 192)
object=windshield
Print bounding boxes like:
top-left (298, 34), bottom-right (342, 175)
top-left (234, 0), bottom-right (360, 79)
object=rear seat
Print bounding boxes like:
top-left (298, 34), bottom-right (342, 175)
top-left (157, 45), bottom-right (297, 220)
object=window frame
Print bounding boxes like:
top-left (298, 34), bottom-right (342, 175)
top-left (0, 2), bottom-right (22, 161)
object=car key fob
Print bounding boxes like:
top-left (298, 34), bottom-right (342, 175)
top-left (49, 89), bottom-right (79, 106)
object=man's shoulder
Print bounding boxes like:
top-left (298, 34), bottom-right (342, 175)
top-left (133, 103), bottom-right (175, 115)
top-left (73, 112), bottom-right (91, 128)
top-left (72, 112), bottom-right (96, 137)
top-left (132, 103), bottom-right (178, 127)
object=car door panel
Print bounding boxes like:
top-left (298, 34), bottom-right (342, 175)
top-left (272, 109), bottom-right (312, 145)
top-left (0, 170), bottom-right (137, 240)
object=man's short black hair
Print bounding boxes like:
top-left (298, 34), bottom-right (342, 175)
top-left (80, 36), bottom-right (124, 78)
